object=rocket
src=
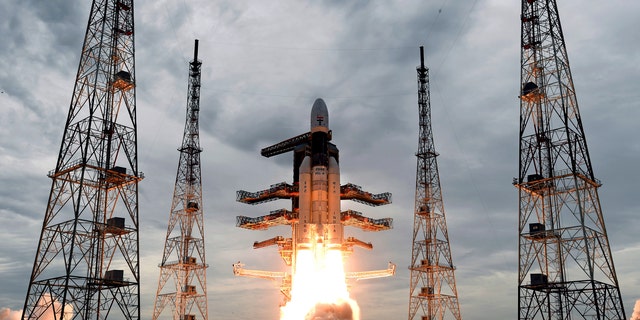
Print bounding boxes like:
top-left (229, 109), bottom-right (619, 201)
top-left (234, 98), bottom-right (395, 304)
top-left (296, 98), bottom-right (343, 249)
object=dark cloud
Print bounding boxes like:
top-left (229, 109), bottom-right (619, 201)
top-left (1, 1), bottom-right (639, 319)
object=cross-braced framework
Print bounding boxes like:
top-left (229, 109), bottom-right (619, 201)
top-left (515, 1), bottom-right (625, 319)
top-left (408, 47), bottom-right (462, 320)
top-left (21, 1), bottom-right (142, 320)
top-left (152, 40), bottom-right (208, 320)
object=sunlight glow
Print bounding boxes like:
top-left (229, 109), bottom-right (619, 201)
top-left (280, 245), bottom-right (359, 320)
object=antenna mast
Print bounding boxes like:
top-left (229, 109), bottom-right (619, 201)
top-left (516, 1), bottom-right (625, 318)
top-left (21, 0), bottom-right (141, 319)
top-left (153, 39), bottom-right (208, 320)
top-left (408, 46), bottom-right (462, 320)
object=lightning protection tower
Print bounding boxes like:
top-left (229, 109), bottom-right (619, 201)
top-left (21, 1), bottom-right (142, 320)
top-left (408, 46), bottom-right (462, 320)
top-left (515, 0), bottom-right (625, 319)
top-left (152, 40), bottom-right (208, 320)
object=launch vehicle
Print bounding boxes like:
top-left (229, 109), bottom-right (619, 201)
top-left (297, 99), bottom-right (342, 249)
top-left (234, 98), bottom-right (395, 303)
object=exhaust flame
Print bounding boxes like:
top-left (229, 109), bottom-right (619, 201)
top-left (280, 245), bottom-right (359, 320)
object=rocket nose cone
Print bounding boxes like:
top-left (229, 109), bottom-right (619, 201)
top-left (312, 98), bottom-right (327, 111)
top-left (311, 98), bottom-right (329, 132)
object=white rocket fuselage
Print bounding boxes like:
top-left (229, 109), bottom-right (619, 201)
top-left (296, 99), bottom-right (342, 250)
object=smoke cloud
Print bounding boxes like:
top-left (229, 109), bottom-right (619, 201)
top-left (305, 300), bottom-right (359, 320)
top-left (7, 294), bottom-right (74, 320)
top-left (0, 308), bottom-right (20, 320)
top-left (631, 300), bottom-right (640, 320)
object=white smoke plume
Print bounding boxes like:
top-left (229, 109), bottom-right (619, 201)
top-left (630, 299), bottom-right (640, 320)
top-left (0, 308), bottom-right (21, 320)
top-left (4, 294), bottom-right (74, 320)
top-left (305, 300), bottom-right (359, 320)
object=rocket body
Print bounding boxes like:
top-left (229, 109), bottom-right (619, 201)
top-left (296, 99), bottom-right (343, 249)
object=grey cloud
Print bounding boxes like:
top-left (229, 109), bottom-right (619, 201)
top-left (1, 1), bottom-right (639, 319)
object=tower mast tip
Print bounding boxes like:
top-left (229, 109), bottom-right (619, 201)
top-left (194, 39), bottom-right (199, 62)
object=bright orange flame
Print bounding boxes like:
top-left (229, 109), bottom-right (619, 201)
top-left (280, 245), bottom-right (360, 320)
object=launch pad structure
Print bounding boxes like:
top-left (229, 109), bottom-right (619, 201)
top-left (407, 47), bottom-right (462, 320)
top-left (21, 0), bottom-right (142, 319)
top-left (233, 99), bottom-right (396, 303)
top-left (515, 0), bottom-right (626, 319)
top-left (152, 40), bottom-right (208, 320)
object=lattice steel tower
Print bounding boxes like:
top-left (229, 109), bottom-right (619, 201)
top-left (152, 40), bottom-right (208, 320)
top-left (515, 1), bottom-right (625, 319)
top-left (21, 1), bottom-right (141, 319)
top-left (408, 47), bottom-right (462, 320)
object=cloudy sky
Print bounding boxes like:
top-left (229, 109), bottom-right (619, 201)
top-left (1, 0), bottom-right (639, 319)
